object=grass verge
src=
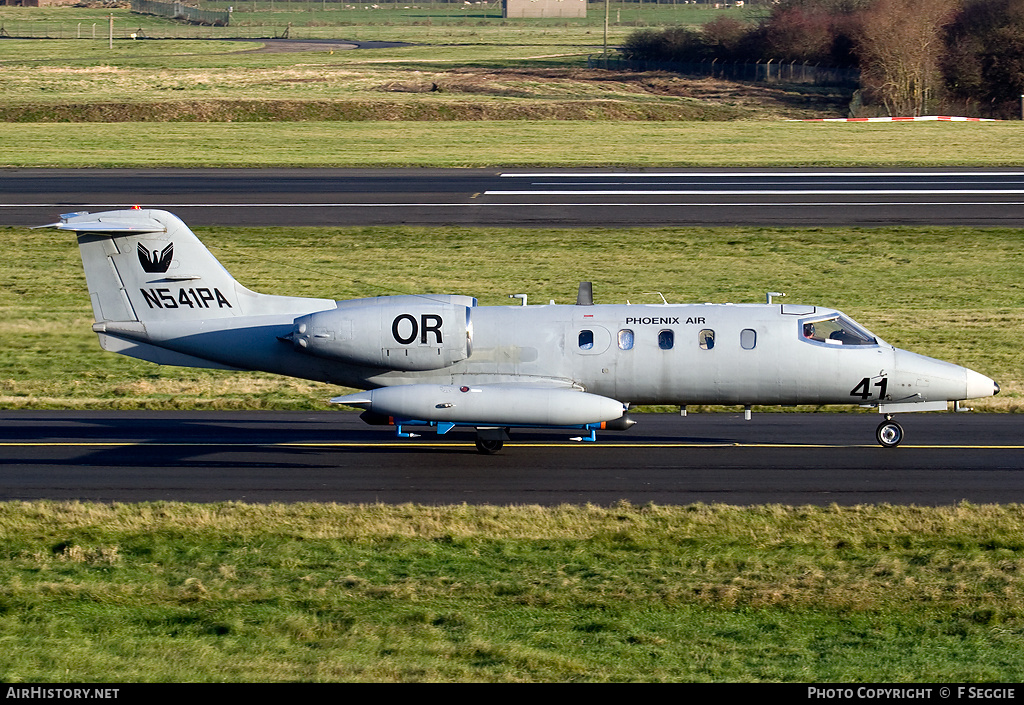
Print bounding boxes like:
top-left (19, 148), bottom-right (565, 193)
top-left (2, 121), bottom-right (1023, 167)
top-left (2, 500), bottom-right (1023, 682)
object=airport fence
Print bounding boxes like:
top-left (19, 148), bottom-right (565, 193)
top-left (130, 0), bottom-right (231, 26)
top-left (592, 56), bottom-right (860, 87)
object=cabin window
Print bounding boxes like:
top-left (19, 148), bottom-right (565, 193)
top-left (740, 329), bottom-right (756, 350)
top-left (618, 329), bottom-right (634, 350)
top-left (658, 330), bottom-right (674, 350)
top-left (800, 315), bottom-right (876, 346)
top-left (578, 329), bottom-right (594, 350)
top-left (699, 329), bottom-right (715, 350)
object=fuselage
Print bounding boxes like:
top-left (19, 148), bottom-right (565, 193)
top-left (141, 298), bottom-right (994, 410)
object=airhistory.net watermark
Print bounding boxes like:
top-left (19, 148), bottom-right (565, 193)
top-left (5, 688), bottom-right (119, 700)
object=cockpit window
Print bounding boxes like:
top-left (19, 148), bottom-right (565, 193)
top-left (800, 315), bottom-right (876, 346)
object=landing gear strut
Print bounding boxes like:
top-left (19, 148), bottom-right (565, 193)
top-left (875, 416), bottom-right (904, 448)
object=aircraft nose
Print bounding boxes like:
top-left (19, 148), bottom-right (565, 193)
top-left (965, 368), bottom-right (999, 400)
top-left (893, 349), bottom-right (998, 402)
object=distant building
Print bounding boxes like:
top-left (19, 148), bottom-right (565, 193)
top-left (503, 0), bottom-right (586, 19)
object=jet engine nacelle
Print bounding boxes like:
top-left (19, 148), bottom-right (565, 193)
top-left (290, 295), bottom-right (474, 371)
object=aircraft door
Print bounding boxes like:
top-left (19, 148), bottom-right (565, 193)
top-left (566, 323), bottom-right (615, 393)
top-left (569, 325), bottom-right (612, 355)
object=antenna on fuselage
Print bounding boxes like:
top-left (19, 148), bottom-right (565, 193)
top-left (576, 282), bottom-right (593, 306)
top-left (766, 291), bottom-right (785, 304)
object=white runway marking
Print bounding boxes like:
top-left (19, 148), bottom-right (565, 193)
top-left (500, 171), bottom-right (1024, 178)
top-left (485, 190), bottom-right (1024, 196)
top-left (491, 171), bottom-right (1024, 196)
top-left (5, 201), bottom-right (1024, 209)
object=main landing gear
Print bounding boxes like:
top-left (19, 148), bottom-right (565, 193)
top-left (875, 415), bottom-right (904, 448)
top-left (475, 438), bottom-right (504, 454)
top-left (474, 428), bottom-right (509, 454)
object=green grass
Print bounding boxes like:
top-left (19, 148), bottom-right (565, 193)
top-left (0, 36), bottom-right (598, 68)
top-left (0, 224), bottom-right (1020, 411)
top-left (0, 35), bottom-right (841, 123)
top-left (2, 122), bottom-right (1022, 167)
top-left (0, 10), bottom-right (841, 124)
top-left (2, 501), bottom-right (1023, 682)
top-left (0, 2), bottom-right (752, 42)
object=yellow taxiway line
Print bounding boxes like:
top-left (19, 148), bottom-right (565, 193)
top-left (2, 441), bottom-right (1023, 450)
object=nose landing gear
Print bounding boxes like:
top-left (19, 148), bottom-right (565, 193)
top-left (876, 415), bottom-right (904, 448)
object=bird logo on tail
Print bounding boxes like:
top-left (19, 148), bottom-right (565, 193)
top-left (138, 242), bottom-right (174, 273)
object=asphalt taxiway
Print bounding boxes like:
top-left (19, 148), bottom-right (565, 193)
top-left (4, 168), bottom-right (1024, 227)
top-left (2, 411), bottom-right (1022, 505)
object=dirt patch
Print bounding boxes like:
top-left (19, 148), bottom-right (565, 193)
top-left (234, 38), bottom-right (407, 53)
top-left (0, 68), bottom-right (852, 122)
top-left (0, 98), bottom-right (748, 122)
top-left (413, 68), bottom-right (853, 120)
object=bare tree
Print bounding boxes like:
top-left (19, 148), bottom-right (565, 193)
top-left (856, 0), bottom-right (960, 116)
top-left (943, 0), bottom-right (1024, 117)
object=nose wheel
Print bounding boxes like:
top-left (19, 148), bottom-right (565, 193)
top-left (875, 417), bottom-right (904, 448)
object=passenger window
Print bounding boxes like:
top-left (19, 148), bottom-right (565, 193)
top-left (658, 330), bottom-right (674, 350)
top-left (578, 330), bottom-right (594, 350)
top-left (618, 329), bottom-right (634, 350)
top-left (740, 329), bottom-right (756, 350)
top-left (699, 329), bottom-right (715, 350)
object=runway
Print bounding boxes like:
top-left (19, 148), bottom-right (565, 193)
top-left (5, 168), bottom-right (1021, 506)
top-left (2, 411), bottom-right (1022, 505)
top-left (4, 168), bottom-right (1024, 226)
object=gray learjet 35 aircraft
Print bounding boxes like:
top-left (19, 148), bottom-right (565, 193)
top-left (43, 208), bottom-right (999, 453)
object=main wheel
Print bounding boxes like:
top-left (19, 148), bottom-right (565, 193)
top-left (876, 419), bottom-right (904, 448)
top-left (475, 438), bottom-right (504, 455)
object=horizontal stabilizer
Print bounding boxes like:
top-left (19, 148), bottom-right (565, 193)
top-left (35, 211), bottom-right (167, 235)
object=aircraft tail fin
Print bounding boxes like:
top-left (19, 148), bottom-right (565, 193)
top-left (43, 208), bottom-right (255, 325)
top-left (42, 209), bottom-right (334, 370)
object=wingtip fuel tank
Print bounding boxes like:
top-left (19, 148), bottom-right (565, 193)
top-left (331, 384), bottom-right (629, 428)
